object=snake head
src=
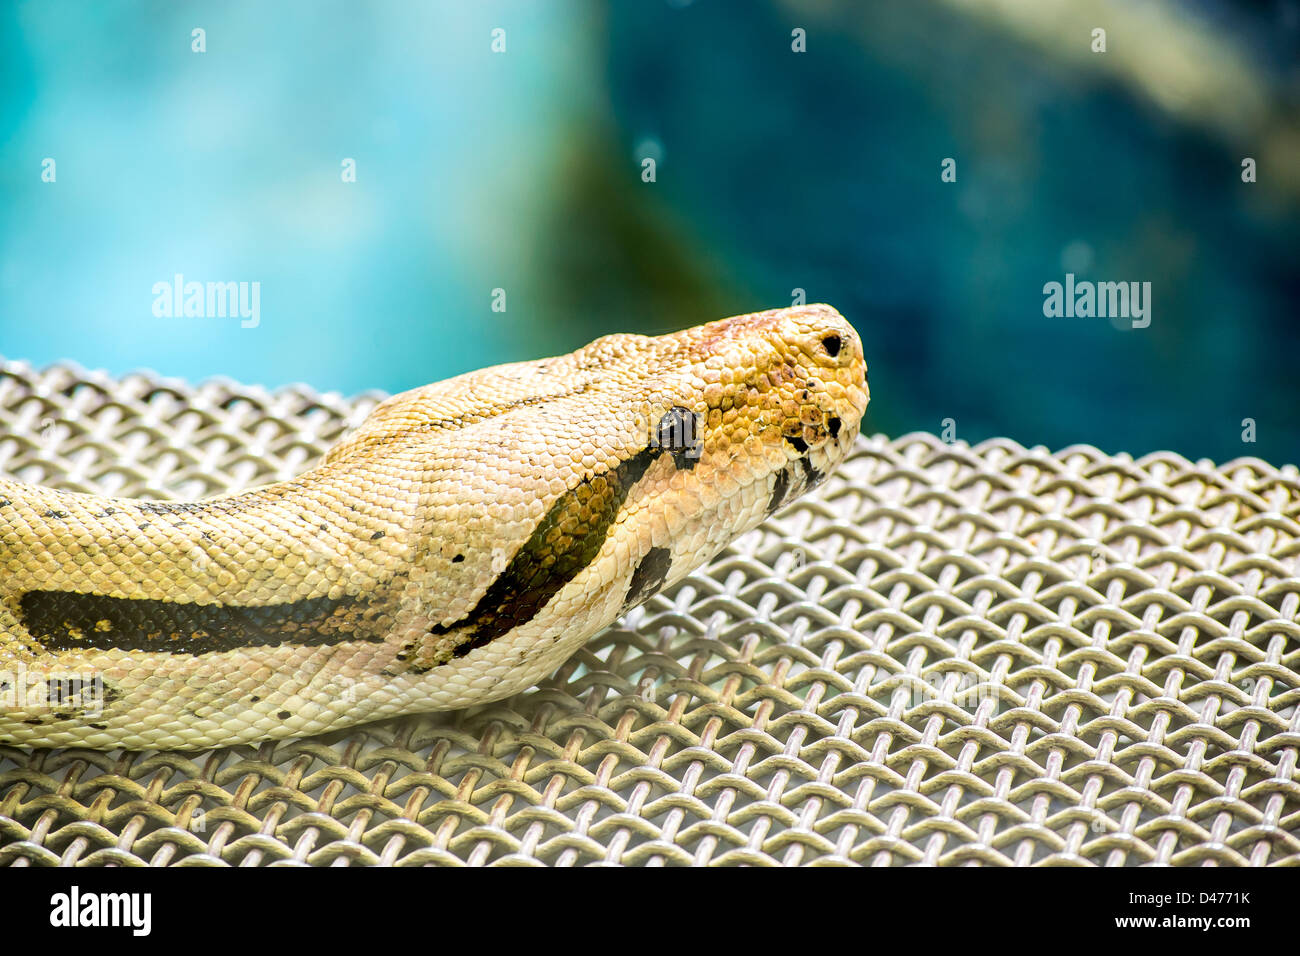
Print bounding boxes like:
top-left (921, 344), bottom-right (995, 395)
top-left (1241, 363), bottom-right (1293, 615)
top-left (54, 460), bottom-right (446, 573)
top-left (636, 303), bottom-right (869, 517)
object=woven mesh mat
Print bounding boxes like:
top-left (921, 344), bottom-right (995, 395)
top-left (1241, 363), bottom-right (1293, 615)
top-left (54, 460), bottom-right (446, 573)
top-left (0, 358), bottom-right (1297, 867)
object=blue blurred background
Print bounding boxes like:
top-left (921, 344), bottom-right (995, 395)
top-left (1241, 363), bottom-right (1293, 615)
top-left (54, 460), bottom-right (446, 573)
top-left (2, 0), bottom-right (1297, 464)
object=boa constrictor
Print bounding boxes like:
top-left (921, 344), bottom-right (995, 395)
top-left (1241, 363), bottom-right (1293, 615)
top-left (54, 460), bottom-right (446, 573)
top-left (0, 305), bottom-right (868, 749)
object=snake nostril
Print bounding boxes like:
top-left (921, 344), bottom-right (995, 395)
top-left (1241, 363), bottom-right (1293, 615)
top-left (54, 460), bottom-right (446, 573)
top-left (828, 416), bottom-right (842, 438)
top-left (821, 335), bottom-right (842, 358)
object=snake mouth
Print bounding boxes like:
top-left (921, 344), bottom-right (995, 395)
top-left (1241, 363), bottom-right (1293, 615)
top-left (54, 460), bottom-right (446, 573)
top-left (766, 405), bottom-right (858, 516)
top-left (780, 395), bottom-right (861, 462)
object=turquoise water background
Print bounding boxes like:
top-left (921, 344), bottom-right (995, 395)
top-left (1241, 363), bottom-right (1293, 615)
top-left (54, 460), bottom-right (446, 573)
top-left (2, 1), bottom-right (1297, 464)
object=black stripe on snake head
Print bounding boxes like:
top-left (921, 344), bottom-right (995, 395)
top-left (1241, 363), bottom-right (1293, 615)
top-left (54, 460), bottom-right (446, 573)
top-left (429, 443), bottom-right (666, 663)
top-left (798, 456), bottom-right (827, 492)
top-left (18, 590), bottom-right (393, 654)
top-left (766, 465), bottom-right (792, 516)
top-left (767, 456), bottom-right (826, 516)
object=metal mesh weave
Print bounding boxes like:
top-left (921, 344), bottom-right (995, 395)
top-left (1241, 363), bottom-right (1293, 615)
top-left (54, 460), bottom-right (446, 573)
top-left (0, 358), bottom-right (1296, 867)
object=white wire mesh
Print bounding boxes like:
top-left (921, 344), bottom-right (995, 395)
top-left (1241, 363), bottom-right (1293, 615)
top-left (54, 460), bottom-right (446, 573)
top-left (0, 358), bottom-right (1296, 866)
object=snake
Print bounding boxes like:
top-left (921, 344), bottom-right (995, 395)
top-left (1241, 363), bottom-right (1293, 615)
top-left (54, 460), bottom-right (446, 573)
top-left (0, 305), bottom-right (868, 750)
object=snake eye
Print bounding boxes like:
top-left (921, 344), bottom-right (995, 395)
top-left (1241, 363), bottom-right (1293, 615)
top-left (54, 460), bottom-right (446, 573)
top-left (821, 334), bottom-right (842, 357)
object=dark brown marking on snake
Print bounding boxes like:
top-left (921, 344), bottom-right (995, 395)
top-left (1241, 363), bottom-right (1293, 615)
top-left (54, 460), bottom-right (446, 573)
top-left (430, 444), bottom-right (663, 662)
top-left (0, 499), bottom-right (11, 508)
top-left (767, 466), bottom-right (791, 516)
top-left (43, 509), bottom-right (68, 519)
top-left (622, 547), bottom-right (672, 613)
top-left (798, 456), bottom-right (827, 493)
top-left (20, 590), bottom-right (392, 654)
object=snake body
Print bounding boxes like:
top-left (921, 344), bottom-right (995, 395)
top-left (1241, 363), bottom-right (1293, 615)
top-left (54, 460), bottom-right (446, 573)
top-left (0, 305), bottom-right (868, 749)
